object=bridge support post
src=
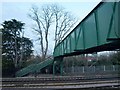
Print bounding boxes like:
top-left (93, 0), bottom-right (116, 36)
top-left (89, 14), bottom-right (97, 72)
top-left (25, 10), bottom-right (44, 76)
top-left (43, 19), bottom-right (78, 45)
top-left (53, 61), bottom-right (55, 75)
top-left (53, 57), bottom-right (63, 75)
top-left (60, 60), bottom-right (63, 76)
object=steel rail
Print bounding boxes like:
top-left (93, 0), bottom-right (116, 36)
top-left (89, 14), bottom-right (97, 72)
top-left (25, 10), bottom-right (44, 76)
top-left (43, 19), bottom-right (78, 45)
top-left (2, 75), bottom-right (120, 89)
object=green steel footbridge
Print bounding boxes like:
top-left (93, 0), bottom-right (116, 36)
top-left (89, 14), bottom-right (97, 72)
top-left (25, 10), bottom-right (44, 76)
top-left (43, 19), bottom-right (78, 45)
top-left (16, 1), bottom-right (120, 77)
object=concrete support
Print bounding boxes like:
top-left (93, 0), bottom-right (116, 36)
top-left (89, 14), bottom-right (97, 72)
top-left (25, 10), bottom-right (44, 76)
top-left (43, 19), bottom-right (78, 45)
top-left (113, 65), bottom-right (115, 71)
top-left (104, 65), bottom-right (106, 71)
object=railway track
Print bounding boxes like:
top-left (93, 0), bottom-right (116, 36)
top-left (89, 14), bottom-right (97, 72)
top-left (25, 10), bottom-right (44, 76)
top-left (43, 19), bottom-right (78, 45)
top-left (2, 75), bottom-right (120, 89)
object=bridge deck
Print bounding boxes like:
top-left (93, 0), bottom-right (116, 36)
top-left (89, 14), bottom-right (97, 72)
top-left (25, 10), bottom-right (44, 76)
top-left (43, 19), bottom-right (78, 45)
top-left (53, 2), bottom-right (120, 58)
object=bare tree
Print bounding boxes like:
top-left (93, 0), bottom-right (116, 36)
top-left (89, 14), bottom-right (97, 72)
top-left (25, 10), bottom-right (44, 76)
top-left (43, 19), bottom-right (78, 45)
top-left (29, 4), bottom-right (76, 61)
top-left (51, 4), bottom-right (77, 46)
top-left (29, 5), bottom-right (54, 61)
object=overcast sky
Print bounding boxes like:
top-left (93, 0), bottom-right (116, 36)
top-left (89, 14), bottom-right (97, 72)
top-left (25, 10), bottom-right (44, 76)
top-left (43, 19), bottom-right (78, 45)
top-left (1, 0), bottom-right (101, 55)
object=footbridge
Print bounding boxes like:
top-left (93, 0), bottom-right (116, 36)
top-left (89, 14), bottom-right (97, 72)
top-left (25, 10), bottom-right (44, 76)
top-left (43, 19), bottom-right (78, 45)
top-left (15, 1), bottom-right (120, 77)
top-left (54, 2), bottom-right (120, 57)
top-left (16, 59), bottom-right (54, 77)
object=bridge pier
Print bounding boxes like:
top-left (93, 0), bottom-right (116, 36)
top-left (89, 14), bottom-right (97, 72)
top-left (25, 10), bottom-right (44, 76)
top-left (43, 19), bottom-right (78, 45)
top-left (53, 57), bottom-right (63, 75)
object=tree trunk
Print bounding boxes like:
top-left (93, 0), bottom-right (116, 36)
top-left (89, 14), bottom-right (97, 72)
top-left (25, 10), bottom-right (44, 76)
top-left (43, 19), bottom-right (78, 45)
top-left (14, 34), bottom-right (18, 68)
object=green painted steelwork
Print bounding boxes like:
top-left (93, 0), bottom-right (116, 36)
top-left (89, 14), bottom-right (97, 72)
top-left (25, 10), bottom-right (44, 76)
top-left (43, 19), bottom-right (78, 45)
top-left (16, 64), bottom-right (36, 77)
top-left (60, 60), bottom-right (63, 75)
top-left (35, 59), bottom-right (53, 73)
top-left (16, 2), bottom-right (120, 77)
top-left (52, 57), bottom-right (63, 75)
top-left (16, 59), bottom-right (53, 77)
top-left (53, 2), bottom-right (120, 58)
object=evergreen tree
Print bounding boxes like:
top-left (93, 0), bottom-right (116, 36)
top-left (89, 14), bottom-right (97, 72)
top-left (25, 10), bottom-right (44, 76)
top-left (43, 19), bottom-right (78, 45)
top-left (2, 19), bottom-right (33, 77)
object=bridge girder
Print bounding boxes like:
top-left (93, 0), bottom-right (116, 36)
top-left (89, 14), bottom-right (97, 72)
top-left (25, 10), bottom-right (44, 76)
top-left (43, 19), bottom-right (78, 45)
top-left (53, 2), bottom-right (120, 58)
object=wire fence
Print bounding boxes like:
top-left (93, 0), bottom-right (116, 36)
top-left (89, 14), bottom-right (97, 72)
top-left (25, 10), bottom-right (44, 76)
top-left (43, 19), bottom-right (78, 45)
top-left (63, 65), bottom-right (120, 75)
